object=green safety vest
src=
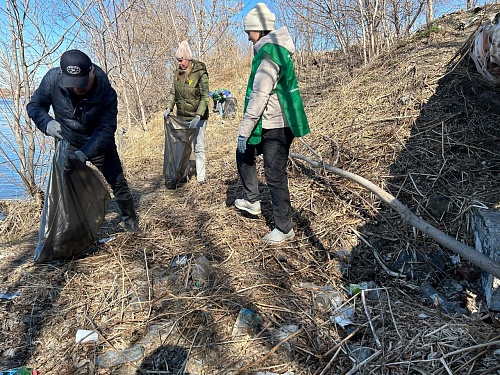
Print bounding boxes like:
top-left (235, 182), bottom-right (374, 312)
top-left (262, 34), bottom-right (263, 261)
top-left (244, 43), bottom-right (310, 145)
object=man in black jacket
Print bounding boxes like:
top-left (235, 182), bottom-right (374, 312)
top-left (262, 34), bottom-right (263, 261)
top-left (27, 49), bottom-right (138, 232)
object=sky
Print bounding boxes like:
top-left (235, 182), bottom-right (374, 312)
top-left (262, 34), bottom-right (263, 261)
top-left (240, 1), bottom-right (280, 21)
top-left (240, 0), bottom-right (472, 32)
top-left (242, 0), bottom-right (260, 13)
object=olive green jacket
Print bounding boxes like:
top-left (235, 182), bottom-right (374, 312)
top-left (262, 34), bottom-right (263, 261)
top-left (166, 60), bottom-right (210, 121)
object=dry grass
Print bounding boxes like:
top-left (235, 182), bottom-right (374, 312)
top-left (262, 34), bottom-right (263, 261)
top-left (2, 6), bottom-right (500, 375)
top-left (0, 200), bottom-right (40, 243)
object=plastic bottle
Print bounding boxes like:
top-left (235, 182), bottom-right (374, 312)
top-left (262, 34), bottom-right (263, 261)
top-left (96, 345), bottom-right (145, 368)
top-left (231, 308), bottom-right (261, 338)
top-left (314, 291), bottom-right (344, 310)
top-left (192, 255), bottom-right (210, 285)
top-left (0, 368), bottom-right (38, 375)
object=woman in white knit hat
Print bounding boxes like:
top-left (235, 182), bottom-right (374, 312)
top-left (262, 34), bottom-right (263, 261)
top-left (234, 3), bottom-right (310, 245)
top-left (164, 40), bottom-right (210, 186)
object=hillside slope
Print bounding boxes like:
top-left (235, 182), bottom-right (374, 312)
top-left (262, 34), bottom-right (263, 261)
top-left (1, 5), bottom-right (500, 374)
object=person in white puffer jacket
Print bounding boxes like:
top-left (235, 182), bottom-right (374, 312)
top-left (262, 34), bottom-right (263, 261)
top-left (235, 3), bottom-right (310, 245)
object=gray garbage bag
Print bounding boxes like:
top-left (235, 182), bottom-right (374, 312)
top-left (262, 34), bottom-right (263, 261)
top-left (163, 115), bottom-right (195, 188)
top-left (34, 139), bottom-right (111, 263)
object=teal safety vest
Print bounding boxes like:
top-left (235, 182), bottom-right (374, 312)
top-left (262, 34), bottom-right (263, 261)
top-left (244, 43), bottom-right (310, 145)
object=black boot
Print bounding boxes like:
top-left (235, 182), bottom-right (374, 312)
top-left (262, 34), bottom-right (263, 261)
top-left (117, 198), bottom-right (139, 232)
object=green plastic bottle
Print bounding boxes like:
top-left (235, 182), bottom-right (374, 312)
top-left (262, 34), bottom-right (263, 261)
top-left (0, 368), bottom-right (37, 375)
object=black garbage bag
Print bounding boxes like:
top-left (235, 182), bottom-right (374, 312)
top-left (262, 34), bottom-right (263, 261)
top-left (34, 139), bottom-right (111, 264)
top-left (163, 115), bottom-right (195, 188)
top-left (223, 97), bottom-right (238, 119)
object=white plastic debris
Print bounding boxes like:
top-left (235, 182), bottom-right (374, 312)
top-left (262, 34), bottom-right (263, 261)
top-left (76, 329), bottom-right (99, 344)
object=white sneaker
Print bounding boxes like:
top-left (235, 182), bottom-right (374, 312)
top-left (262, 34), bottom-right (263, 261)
top-left (235, 199), bottom-right (261, 215)
top-left (262, 228), bottom-right (295, 245)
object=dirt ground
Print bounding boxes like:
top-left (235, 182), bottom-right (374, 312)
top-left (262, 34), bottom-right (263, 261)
top-left (2, 5), bottom-right (500, 375)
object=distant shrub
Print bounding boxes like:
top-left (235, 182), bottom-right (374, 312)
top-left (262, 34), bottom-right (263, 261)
top-left (415, 25), bottom-right (442, 39)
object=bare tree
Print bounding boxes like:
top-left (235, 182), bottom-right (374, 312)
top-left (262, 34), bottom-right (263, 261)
top-left (275, 0), bottom-right (432, 69)
top-left (0, 0), bottom-right (82, 202)
top-left (0, 0), bottom-right (444, 204)
top-left (426, 0), bottom-right (434, 23)
top-left (64, 0), bottom-right (243, 130)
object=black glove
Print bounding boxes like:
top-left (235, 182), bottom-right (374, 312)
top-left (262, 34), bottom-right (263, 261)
top-left (68, 150), bottom-right (87, 164)
top-left (65, 150), bottom-right (87, 174)
top-left (73, 150), bottom-right (87, 164)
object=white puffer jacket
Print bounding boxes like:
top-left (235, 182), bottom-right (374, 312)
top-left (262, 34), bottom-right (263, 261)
top-left (238, 27), bottom-right (296, 138)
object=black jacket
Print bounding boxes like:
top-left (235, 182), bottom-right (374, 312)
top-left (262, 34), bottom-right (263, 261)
top-left (27, 65), bottom-right (118, 159)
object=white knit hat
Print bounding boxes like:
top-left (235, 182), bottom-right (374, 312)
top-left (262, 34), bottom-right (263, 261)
top-left (175, 40), bottom-right (193, 60)
top-left (243, 3), bottom-right (276, 31)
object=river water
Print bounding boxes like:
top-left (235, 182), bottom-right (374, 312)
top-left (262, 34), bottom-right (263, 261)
top-left (0, 99), bottom-right (50, 200)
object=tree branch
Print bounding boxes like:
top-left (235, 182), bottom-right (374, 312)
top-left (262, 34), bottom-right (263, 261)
top-left (290, 152), bottom-right (500, 279)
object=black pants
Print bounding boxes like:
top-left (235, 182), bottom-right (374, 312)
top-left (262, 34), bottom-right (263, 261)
top-left (236, 127), bottom-right (295, 233)
top-left (89, 146), bottom-right (132, 202)
top-left (67, 142), bottom-right (136, 220)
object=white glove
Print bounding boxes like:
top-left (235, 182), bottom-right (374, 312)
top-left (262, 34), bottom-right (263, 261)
top-left (46, 120), bottom-right (63, 139)
top-left (163, 108), bottom-right (171, 120)
top-left (237, 136), bottom-right (248, 154)
top-left (189, 115), bottom-right (201, 129)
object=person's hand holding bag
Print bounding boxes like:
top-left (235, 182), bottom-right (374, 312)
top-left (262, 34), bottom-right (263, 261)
top-left (163, 108), bottom-right (171, 120)
top-left (64, 148), bottom-right (87, 174)
top-left (46, 120), bottom-right (63, 139)
top-left (71, 150), bottom-right (87, 164)
top-left (189, 115), bottom-right (201, 129)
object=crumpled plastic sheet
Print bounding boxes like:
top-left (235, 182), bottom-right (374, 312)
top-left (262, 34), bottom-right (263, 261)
top-left (0, 292), bottom-right (21, 300)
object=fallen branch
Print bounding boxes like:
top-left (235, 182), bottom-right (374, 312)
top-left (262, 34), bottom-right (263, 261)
top-left (290, 152), bottom-right (500, 279)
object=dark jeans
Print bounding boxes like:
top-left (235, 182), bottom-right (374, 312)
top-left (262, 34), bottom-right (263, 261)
top-left (89, 146), bottom-right (132, 202)
top-left (236, 127), bottom-right (295, 233)
top-left (66, 142), bottom-right (136, 221)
